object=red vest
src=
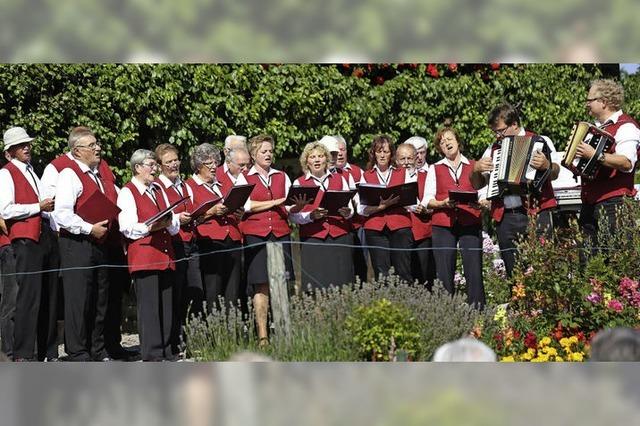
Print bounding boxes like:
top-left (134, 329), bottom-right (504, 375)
top-left (296, 173), bottom-right (351, 239)
top-left (489, 130), bottom-right (558, 223)
top-left (51, 155), bottom-right (116, 184)
top-left (241, 170), bottom-right (291, 237)
top-left (582, 113), bottom-right (640, 204)
top-left (432, 161), bottom-right (482, 228)
top-left (185, 177), bottom-right (242, 242)
top-left (63, 160), bottom-right (121, 246)
top-left (341, 164), bottom-right (364, 229)
top-left (4, 162), bottom-right (42, 242)
top-left (156, 178), bottom-right (195, 243)
top-left (362, 168), bottom-right (412, 231)
top-left (410, 170), bottom-right (432, 241)
top-left (123, 182), bottom-right (175, 273)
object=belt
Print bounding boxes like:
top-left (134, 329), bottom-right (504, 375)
top-left (503, 207), bottom-right (527, 214)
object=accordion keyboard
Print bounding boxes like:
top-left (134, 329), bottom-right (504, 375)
top-left (487, 147), bottom-right (502, 199)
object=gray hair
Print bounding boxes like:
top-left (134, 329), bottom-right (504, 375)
top-left (335, 135), bottom-right (346, 147)
top-left (590, 327), bottom-right (640, 361)
top-left (226, 147), bottom-right (250, 164)
top-left (404, 136), bottom-right (427, 150)
top-left (432, 337), bottom-right (497, 362)
top-left (190, 143), bottom-right (221, 173)
top-left (68, 126), bottom-right (95, 150)
top-left (224, 135), bottom-right (247, 149)
top-left (130, 149), bottom-right (156, 175)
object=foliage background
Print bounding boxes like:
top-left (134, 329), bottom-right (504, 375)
top-left (2, 63), bottom-right (636, 182)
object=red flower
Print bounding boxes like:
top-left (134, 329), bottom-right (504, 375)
top-left (490, 63), bottom-right (500, 70)
top-left (374, 76), bottom-right (385, 85)
top-left (513, 330), bottom-right (522, 340)
top-left (524, 331), bottom-right (537, 349)
top-left (494, 332), bottom-right (503, 342)
top-left (576, 331), bottom-right (586, 342)
top-left (447, 63), bottom-right (458, 72)
top-left (426, 64), bottom-right (439, 78)
top-left (539, 237), bottom-right (546, 246)
top-left (352, 68), bottom-right (364, 78)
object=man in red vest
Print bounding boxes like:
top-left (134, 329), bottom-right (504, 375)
top-left (471, 103), bottom-right (560, 277)
top-left (575, 79), bottom-right (640, 246)
top-left (0, 127), bottom-right (60, 361)
top-left (53, 126), bottom-right (117, 361)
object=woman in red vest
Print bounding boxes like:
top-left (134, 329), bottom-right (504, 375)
top-left (241, 135), bottom-right (304, 345)
top-left (358, 135), bottom-right (414, 283)
top-left (290, 141), bottom-right (354, 292)
top-left (185, 143), bottom-right (245, 316)
top-left (424, 126), bottom-right (485, 308)
top-left (117, 149), bottom-right (180, 361)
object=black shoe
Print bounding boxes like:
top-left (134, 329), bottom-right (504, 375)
top-left (108, 346), bottom-right (140, 361)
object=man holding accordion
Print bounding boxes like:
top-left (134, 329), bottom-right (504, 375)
top-left (573, 79), bottom-right (640, 246)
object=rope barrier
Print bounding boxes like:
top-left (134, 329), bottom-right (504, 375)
top-left (0, 237), bottom-right (618, 278)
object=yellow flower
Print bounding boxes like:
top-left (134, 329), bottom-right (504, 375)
top-left (603, 292), bottom-right (612, 303)
top-left (540, 336), bottom-right (551, 346)
top-left (527, 348), bottom-right (536, 356)
top-left (521, 352), bottom-right (533, 361)
top-left (569, 336), bottom-right (578, 344)
top-left (570, 352), bottom-right (584, 362)
top-left (560, 337), bottom-right (570, 348)
top-left (543, 347), bottom-right (558, 356)
top-left (501, 356), bottom-right (516, 362)
top-left (555, 356), bottom-right (564, 362)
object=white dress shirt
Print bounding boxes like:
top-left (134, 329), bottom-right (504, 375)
top-left (117, 176), bottom-right (180, 240)
top-left (423, 155), bottom-right (481, 207)
top-left (53, 159), bottom-right (119, 235)
top-left (41, 152), bottom-right (73, 199)
top-left (480, 127), bottom-right (556, 208)
top-left (157, 174), bottom-right (194, 201)
top-left (597, 110), bottom-right (640, 173)
top-left (0, 159), bottom-right (46, 221)
top-left (289, 171), bottom-right (353, 224)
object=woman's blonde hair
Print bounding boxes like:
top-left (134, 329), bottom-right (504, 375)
top-left (299, 141), bottom-right (330, 174)
top-left (248, 134), bottom-right (275, 159)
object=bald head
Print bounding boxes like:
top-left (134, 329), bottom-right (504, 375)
top-left (395, 143), bottom-right (416, 171)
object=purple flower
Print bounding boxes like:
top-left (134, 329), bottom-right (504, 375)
top-left (586, 292), bottom-right (602, 304)
top-left (482, 232), bottom-right (498, 255)
top-left (492, 259), bottom-right (506, 278)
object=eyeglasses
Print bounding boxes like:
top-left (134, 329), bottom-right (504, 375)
top-left (493, 126), bottom-right (510, 139)
top-left (140, 162), bottom-right (158, 169)
top-left (232, 162), bottom-right (250, 168)
top-left (76, 142), bottom-right (101, 150)
top-left (202, 161), bottom-right (217, 169)
top-left (585, 97), bottom-right (601, 103)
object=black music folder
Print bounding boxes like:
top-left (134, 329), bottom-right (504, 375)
top-left (358, 182), bottom-right (419, 207)
top-left (448, 190), bottom-right (479, 204)
top-left (222, 183), bottom-right (255, 212)
top-left (319, 190), bottom-right (356, 214)
top-left (76, 189), bottom-right (121, 224)
top-left (144, 196), bottom-right (190, 226)
top-left (190, 198), bottom-right (221, 221)
top-left (284, 185), bottom-right (320, 206)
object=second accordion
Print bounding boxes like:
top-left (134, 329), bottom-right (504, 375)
top-left (486, 135), bottom-right (551, 200)
top-left (561, 121), bottom-right (615, 179)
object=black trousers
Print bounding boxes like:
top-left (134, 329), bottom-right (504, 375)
top-left (364, 227), bottom-right (414, 283)
top-left (351, 229), bottom-right (369, 283)
top-left (412, 237), bottom-right (436, 288)
top-left (59, 235), bottom-right (109, 361)
top-left (198, 237), bottom-right (242, 313)
top-left (0, 243), bottom-right (17, 358)
top-left (432, 224), bottom-right (485, 308)
top-left (579, 196), bottom-right (623, 250)
top-left (104, 244), bottom-right (129, 355)
top-left (495, 209), bottom-right (554, 277)
top-left (171, 239), bottom-right (201, 350)
top-left (12, 225), bottom-right (60, 360)
top-left (133, 270), bottom-right (174, 361)
top-left (300, 234), bottom-right (354, 292)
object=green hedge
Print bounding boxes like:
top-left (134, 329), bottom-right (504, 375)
top-left (1, 63), bottom-right (628, 181)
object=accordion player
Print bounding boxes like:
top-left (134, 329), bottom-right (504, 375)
top-left (561, 121), bottom-right (615, 179)
top-left (486, 135), bottom-right (552, 200)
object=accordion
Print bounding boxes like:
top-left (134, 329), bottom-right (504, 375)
top-left (486, 135), bottom-right (551, 200)
top-left (561, 121), bottom-right (615, 179)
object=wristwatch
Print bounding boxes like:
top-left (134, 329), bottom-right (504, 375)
top-left (596, 152), bottom-right (606, 163)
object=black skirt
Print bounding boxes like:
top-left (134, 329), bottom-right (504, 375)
top-left (299, 233), bottom-right (354, 292)
top-left (244, 234), bottom-right (294, 287)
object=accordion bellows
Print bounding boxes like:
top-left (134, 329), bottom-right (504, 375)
top-left (487, 135), bottom-right (551, 200)
top-left (562, 121), bottom-right (615, 179)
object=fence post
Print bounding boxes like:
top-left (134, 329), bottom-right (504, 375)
top-left (266, 241), bottom-right (292, 344)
